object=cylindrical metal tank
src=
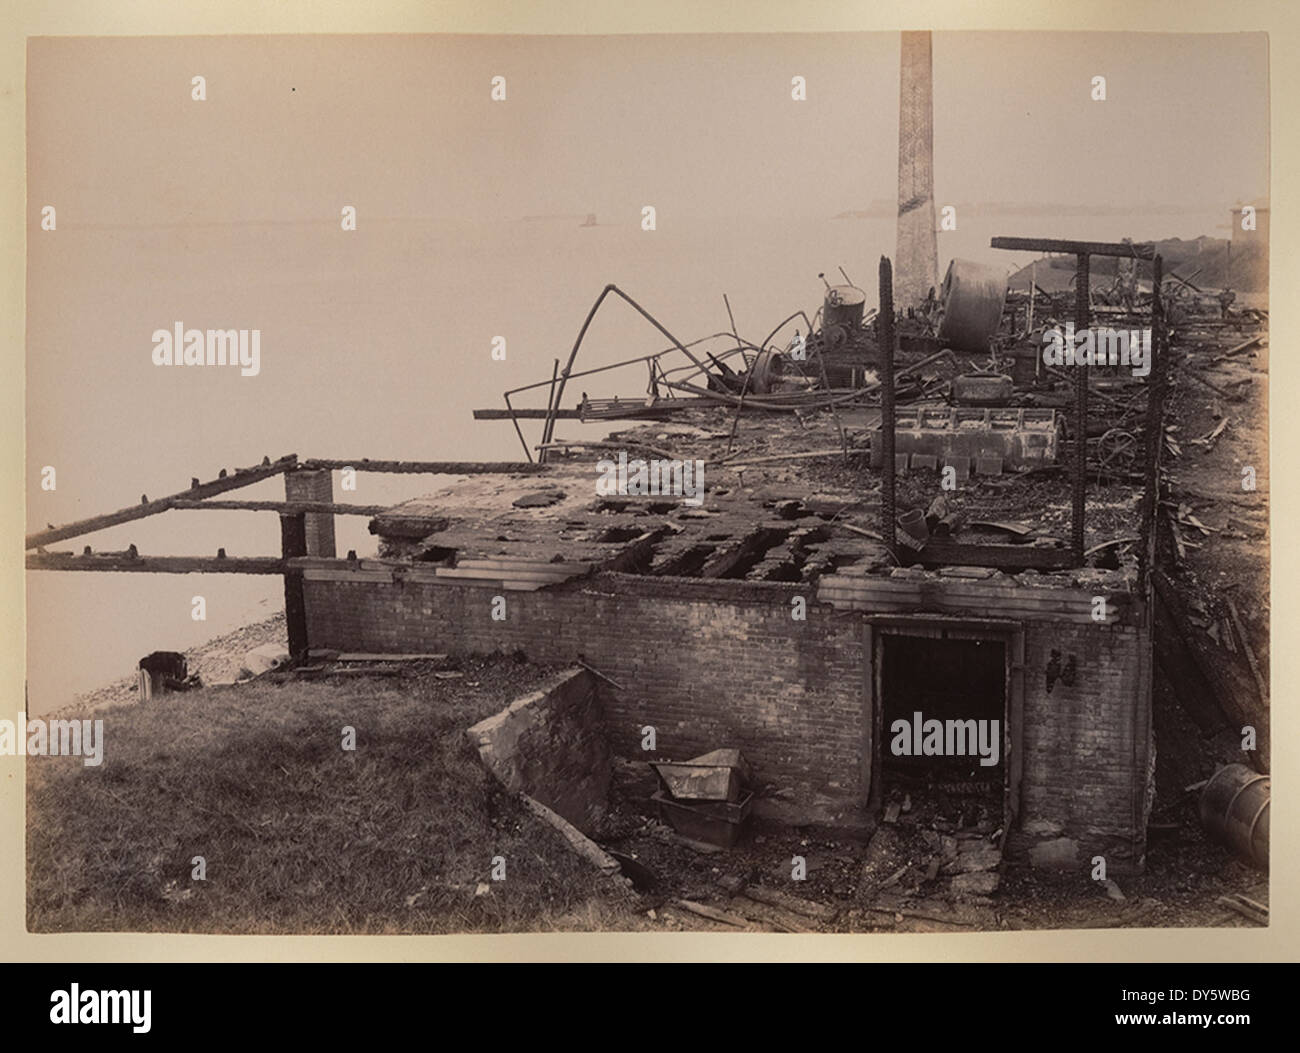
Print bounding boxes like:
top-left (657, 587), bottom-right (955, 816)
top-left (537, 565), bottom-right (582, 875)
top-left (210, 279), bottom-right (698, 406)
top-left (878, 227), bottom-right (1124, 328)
top-left (1199, 764), bottom-right (1269, 868)
top-left (936, 259), bottom-right (1008, 352)
top-left (823, 285), bottom-right (866, 332)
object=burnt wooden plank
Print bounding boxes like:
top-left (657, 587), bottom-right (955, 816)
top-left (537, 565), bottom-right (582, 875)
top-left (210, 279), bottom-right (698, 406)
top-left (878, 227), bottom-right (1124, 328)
top-left (433, 567), bottom-right (580, 583)
top-left (991, 236), bottom-right (1155, 260)
top-left (301, 459), bottom-right (547, 474)
top-left (171, 499), bottom-right (390, 515)
top-left (818, 575), bottom-right (1135, 624)
top-left (910, 540), bottom-right (1075, 570)
top-left (472, 408), bottom-right (582, 420)
top-left (281, 514), bottom-right (308, 658)
top-left (368, 514), bottom-right (452, 539)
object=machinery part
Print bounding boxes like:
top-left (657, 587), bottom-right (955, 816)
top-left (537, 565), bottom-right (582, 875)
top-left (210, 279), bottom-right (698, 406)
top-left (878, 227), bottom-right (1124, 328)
top-left (1095, 428), bottom-right (1138, 472)
top-left (869, 408), bottom-right (1059, 471)
top-left (748, 348), bottom-right (785, 395)
top-left (821, 322), bottom-right (851, 352)
top-left (1199, 764), bottom-right (1269, 869)
top-left (952, 372), bottom-right (1013, 406)
top-left (936, 259), bottom-right (1008, 352)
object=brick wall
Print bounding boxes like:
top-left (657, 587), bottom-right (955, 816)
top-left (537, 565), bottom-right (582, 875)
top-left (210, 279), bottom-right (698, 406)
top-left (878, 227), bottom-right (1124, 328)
top-left (1013, 620), bottom-right (1152, 872)
top-left (303, 571), bottom-right (1151, 864)
top-left (305, 573), bottom-right (868, 815)
top-left (465, 667), bottom-right (611, 834)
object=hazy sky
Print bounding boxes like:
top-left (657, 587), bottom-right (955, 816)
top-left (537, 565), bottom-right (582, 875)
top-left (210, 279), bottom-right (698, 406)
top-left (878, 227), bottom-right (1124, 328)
top-left (28, 31), bottom-right (1268, 227)
top-left (23, 30), bottom-right (1270, 708)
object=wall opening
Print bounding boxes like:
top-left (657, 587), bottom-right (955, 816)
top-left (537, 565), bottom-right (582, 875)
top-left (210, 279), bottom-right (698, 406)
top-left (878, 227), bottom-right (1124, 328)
top-left (879, 634), bottom-right (1006, 830)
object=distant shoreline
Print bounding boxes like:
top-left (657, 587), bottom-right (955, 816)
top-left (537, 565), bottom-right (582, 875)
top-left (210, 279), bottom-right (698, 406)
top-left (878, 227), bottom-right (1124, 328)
top-left (52, 612), bottom-right (287, 718)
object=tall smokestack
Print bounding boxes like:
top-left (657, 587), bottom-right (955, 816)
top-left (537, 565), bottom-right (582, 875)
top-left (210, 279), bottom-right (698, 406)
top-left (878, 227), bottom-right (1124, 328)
top-left (896, 30), bottom-right (939, 310)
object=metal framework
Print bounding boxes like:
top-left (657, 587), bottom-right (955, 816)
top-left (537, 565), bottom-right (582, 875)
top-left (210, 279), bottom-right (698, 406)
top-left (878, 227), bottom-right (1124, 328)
top-left (878, 237), bottom-right (1167, 571)
top-left (479, 283), bottom-right (876, 462)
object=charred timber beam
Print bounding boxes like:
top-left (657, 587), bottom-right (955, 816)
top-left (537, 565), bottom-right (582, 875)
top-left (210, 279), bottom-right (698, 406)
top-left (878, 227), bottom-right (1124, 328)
top-left (170, 499), bottom-right (391, 515)
top-left (299, 459), bottom-right (547, 474)
top-left (25, 454), bottom-right (299, 549)
top-left (368, 514), bottom-right (451, 539)
top-left (27, 552), bottom-right (287, 573)
top-left (281, 514), bottom-right (308, 658)
top-left (990, 236), bottom-right (1155, 260)
top-left (879, 257), bottom-right (898, 560)
top-left (910, 541), bottom-right (1076, 571)
top-left (472, 408), bottom-right (582, 420)
top-left (1072, 252), bottom-right (1089, 564)
top-left (1138, 254), bottom-right (1166, 589)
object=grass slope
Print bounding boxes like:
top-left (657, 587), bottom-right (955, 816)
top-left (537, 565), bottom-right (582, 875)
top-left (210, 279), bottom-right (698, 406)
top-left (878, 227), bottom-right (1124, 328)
top-left (28, 656), bottom-right (638, 934)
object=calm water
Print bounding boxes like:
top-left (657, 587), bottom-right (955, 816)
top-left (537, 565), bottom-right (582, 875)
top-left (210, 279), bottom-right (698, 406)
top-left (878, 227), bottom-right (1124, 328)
top-left (25, 209), bottom-right (1226, 714)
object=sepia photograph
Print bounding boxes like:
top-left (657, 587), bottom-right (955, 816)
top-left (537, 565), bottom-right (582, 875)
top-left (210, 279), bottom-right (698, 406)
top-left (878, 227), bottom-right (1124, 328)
top-left (12, 11), bottom-right (1279, 960)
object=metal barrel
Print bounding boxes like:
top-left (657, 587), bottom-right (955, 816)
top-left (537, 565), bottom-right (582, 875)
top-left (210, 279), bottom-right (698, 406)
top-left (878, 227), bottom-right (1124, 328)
top-left (936, 258), bottom-right (1007, 352)
top-left (1199, 764), bottom-right (1269, 868)
top-left (823, 285), bottom-right (866, 332)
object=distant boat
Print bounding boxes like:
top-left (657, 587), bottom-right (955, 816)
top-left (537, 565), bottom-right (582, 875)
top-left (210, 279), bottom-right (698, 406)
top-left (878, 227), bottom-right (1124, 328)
top-left (580, 213), bottom-right (597, 227)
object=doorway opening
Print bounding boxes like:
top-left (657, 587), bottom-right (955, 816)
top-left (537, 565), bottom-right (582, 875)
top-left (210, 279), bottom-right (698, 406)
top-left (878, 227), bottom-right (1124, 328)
top-left (879, 633), bottom-right (1007, 832)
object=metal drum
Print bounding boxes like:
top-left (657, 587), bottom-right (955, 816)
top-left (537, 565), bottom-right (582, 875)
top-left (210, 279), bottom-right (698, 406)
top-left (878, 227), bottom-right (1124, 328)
top-left (936, 259), bottom-right (1008, 352)
top-left (1199, 764), bottom-right (1269, 868)
top-left (823, 284), bottom-right (867, 333)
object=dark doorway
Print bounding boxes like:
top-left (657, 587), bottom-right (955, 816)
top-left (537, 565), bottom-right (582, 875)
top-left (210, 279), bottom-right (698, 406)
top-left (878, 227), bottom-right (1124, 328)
top-left (879, 634), bottom-right (1006, 830)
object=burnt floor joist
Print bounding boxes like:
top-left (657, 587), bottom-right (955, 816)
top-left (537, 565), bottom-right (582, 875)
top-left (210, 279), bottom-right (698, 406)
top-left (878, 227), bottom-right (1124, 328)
top-left (696, 526), bottom-right (791, 579)
top-left (649, 542), bottom-right (719, 577)
top-left (748, 524), bottom-right (833, 581)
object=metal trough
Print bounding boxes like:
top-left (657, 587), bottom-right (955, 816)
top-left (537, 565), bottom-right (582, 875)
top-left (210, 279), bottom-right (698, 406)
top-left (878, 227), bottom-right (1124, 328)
top-left (651, 748), bottom-right (751, 802)
top-left (653, 789), bottom-right (754, 848)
